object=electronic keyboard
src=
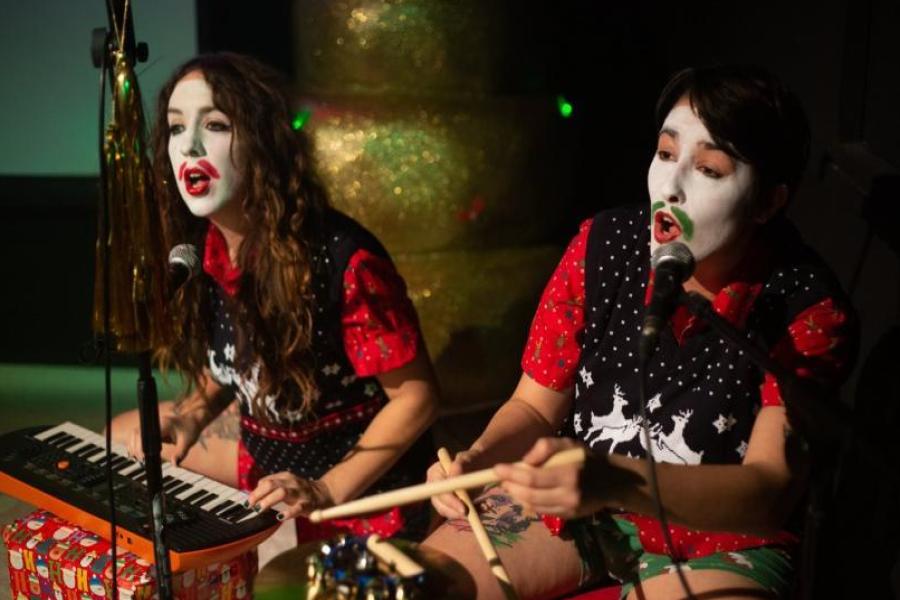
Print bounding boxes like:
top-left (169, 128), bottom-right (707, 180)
top-left (0, 422), bottom-right (279, 571)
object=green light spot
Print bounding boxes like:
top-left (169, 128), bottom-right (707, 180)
top-left (556, 95), bottom-right (573, 119)
top-left (123, 79), bottom-right (130, 94)
top-left (291, 108), bottom-right (313, 131)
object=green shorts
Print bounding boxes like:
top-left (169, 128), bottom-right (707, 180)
top-left (566, 513), bottom-right (795, 599)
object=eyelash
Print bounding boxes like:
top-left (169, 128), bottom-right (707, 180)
top-left (658, 150), bottom-right (723, 179)
top-left (697, 165), bottom-right (722, 179)
top-left (167, 120), bottom-right (232, 136)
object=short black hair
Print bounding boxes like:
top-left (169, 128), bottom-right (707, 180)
top-left (656, 65), bottom-right (811, 197)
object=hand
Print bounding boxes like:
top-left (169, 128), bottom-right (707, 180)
top-left (246, 472), bottom-right (334, 520)
top-left (427, 448), bottom-right (482, 520)
top-left (126, 405), bottom-right (205, 466)
top-left (494, 437), bottom-right (590, 519)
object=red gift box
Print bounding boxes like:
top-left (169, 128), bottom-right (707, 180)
top-left (2, 510), bottom-right (256, 600)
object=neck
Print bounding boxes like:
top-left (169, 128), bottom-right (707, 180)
top-left (683, 226), bottom-right (759, 300)
top-left (209, 215), bottom-right (246, 265)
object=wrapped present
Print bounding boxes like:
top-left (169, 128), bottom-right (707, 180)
top-left (2, 510), bottom-right (255, 600)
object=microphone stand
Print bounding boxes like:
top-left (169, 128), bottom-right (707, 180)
top-left (676, 291), bottom-right (847, 600)
top-left (136, 353), bottom-right (173, 599)
top-left (91, 1), bottom-right (172, 597)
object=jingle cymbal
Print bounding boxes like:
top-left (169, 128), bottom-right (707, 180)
top-left (254, 539), bottom-right (475, 599)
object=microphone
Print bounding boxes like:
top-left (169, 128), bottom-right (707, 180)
top-left (167, 243), bottom-right (200, 293)
top-left (639, 242), bottom-right (695, 362)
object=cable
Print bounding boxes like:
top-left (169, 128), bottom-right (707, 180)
top-left (96, 31), bottom-right (119, 600)
top-left (637, 354), bottom-right (695, 600)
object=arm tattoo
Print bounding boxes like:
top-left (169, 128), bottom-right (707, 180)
top-left (198, 404), bottom-right (241, 447)
top-left (447, 489), bottom-right (541, 548)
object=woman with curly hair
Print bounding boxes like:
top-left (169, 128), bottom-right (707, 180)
top-left (111, 52), bottom-right (439, 540)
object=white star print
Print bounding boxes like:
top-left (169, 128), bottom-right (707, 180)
top-left (713, 413), bottom-right (737, 434)
top-left (364, 383), bottom-right (379, 397)
top-left (340, 374), bottom-right (357, 387)
top-left (736, 441), bottom-right (749, 458)
top-left (573, 412), bottom-right (583, 434)
top-left (579, 366), bottom-right (594, 388)
top-left (646, 393), bottom-right (662, 413)
top-left (322, 363), bottom-right (341, 376)
top-left (223, 343), bottom-right (236, 362)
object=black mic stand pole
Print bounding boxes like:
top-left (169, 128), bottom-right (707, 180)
top-left (677, 291), bottom-right (847, 600)
top-left (91, 1), bottom-right (172, 596)
top-left (136, 352), bottom-right (173, 599)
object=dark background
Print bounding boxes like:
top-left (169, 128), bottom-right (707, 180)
top-left (1, 1), bottom-right (899, 596)
top-left (2, 0), bottom-right (897, 367)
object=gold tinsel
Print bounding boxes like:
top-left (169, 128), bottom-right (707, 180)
top-left (293, 1), bottom-right (508, 98)
top-left (92, 52), bottom-right (168, 353)
top-left (306, 96), bottom-right (569, 254)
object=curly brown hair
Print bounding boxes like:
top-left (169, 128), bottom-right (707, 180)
top-left (151, 52), bottom-right (329, 419)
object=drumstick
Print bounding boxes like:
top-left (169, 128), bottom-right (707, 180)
top-left (438, 447), bottom-right (518, 600)
top-left (309, 446), bottom-right (585, 523)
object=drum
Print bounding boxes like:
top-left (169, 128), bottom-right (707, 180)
top-left (254, 534), bottom-right (474, 599)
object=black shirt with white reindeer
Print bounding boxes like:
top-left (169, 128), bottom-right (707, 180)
top-left (522, 204), bottom-right (856, 557)
top-left (203, 209), bottom-right (431, 539)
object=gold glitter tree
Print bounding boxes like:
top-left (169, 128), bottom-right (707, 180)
top-left (293, 1), bottom-right (571, 410)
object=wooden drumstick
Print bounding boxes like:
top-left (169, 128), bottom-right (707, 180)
top-left (365, 534), bottom-right (424, 578)
top-left (438, 447), bottom-right (518, 600)
top-left (309, 446), bottom-right (585, 523)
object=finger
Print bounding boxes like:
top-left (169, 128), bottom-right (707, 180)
top-left (496, 462), bottom-right (578, 490)
top-left (128, 429), bottom-right (145, 463)
top-left (501, 479), bottom-right (579, 514)
top-left (246, 477), bottom-right (277, 507)
top-left (431, 494), bottom-right (467, 520)
top-left (170, 431), bottom-right (191, 467)
top-left (521, 437), bottom-right (570, 466)
top-left (254, 486), bottom-right (289, 513)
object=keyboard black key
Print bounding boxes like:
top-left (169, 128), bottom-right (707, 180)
top-left (41, 431), bottom-right (69, 445)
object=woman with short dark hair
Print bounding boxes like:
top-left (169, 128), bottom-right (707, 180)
top-left (422, 65), bottom-right (857, 600)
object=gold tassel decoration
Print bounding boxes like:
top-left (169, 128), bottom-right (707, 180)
top-left (92, 51), bottom-right (168, 353)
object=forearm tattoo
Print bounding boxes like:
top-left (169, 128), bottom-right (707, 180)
top-left (173, 391), bottom-right (241, 450)
top-left (448, 488), bottom-right (541, 548)
top-left (198, 404), bottom-right (241, 448)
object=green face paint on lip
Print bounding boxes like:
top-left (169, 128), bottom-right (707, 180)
top-left (670, 206), bottom-right (694, 241)
top-left (651, 200), bottom-right (665, 216)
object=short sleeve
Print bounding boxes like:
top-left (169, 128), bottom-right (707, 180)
top-left (760, 297), bottom-right (857, 406)
top-left (521, 219), bottom-right (591, 391)
top-left (341, 248), bottom-right (421, 377)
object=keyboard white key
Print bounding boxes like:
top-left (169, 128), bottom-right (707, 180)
top-left (34, 422), bottom-right (263, 523)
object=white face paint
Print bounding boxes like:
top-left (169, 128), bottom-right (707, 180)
top-left (647, 103), bottom-right (755, 262)
top-left (167, 75), bottom-right (242, 221)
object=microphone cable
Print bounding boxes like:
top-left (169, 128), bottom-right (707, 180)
top-left (96, 30), bottom-right (119, 600)
top-left (637, 305), bottom-right (696, 600)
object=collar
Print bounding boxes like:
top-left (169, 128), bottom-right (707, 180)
top-left (203, 223), bottom-right (242, 296)
top-left (644, 236), bottom-right (774, 344)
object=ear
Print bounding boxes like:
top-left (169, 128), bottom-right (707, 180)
top-left (754, 184), bottom-right (788, 224)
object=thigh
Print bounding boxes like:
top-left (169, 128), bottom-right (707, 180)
top-left (421, 487), bottom-right (583, 600)
top-left (628, 568), bottom-right (775, 600)
top-left (625, 545), bottom-right (793, 600)
top-left (108, 401), bottom-right (240, 487)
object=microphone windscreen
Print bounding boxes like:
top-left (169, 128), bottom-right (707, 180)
top-left (650, 242), bottom-right (695, 276)
top-left (167, 243), bottom-right (200, 280)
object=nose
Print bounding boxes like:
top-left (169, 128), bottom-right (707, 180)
top-left (179, 127), bottom-right (204, 157)
top-left (660, 164), bottom-right (687, 205)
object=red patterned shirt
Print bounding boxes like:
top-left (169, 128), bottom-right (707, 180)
top-left (525, 216), bottom-right (855, 557)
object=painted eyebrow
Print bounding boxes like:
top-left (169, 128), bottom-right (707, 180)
top-left (166, 106), bottom-right (221, 116)
top-left (659, 127), bottom-right (724, 152)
